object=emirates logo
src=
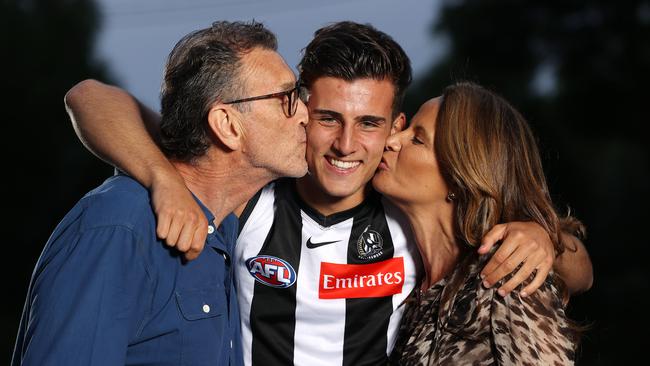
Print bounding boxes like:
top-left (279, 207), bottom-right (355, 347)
top-left (318, 257), bottom-right (405, 299)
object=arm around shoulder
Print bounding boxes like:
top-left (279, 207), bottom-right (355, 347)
top-left (554, 233), bottom-right (593, 294)
top-left (64, 79), bottom-right (209, 260)
top-left (64, 79), bottom-right (167, 187)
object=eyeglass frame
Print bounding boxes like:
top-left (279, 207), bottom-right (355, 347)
top-left (222, 80), bottom-right (304, 118)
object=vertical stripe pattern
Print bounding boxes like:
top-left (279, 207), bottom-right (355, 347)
top-left (249, 182), bottom-right (303, 366)
top-left (236, 180), bottom-right (420, 366)
top-left (343, 195), bottom-right (395, 366)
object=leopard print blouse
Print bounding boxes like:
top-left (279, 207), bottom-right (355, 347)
top-left (390, 252), bottom-right (578, 365)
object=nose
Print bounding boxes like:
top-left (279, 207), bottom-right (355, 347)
top-left (294, 99), bottom-right (308, 127)
top-left (332, 124), bottom-right (357, 156)
top-left (384, 132), bottom-right (402, 152)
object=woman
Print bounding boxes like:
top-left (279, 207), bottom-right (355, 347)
top-left (375, 82), bottom-right (581, 365)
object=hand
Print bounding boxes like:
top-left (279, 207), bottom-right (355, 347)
top-left (151, 172), bottom-right (208, 261)
top-left (479, 221), bottom-right (554, 297)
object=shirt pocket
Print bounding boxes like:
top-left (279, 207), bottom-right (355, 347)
top-left (175, 286), bottom-right (230, 365)
top-left (175, 287), bottom-right (226, 320)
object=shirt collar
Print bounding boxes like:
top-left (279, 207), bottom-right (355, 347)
top-left (191, 193), bottom-right (237, 253)
top-left (191, 193), bottom-right (216, 225)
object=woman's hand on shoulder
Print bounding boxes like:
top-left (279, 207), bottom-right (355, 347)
top-left (478, 221), bottom-right (554, 297)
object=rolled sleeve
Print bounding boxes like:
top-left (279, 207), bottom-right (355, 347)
top-left (14, 225), bottom-right (150, 366)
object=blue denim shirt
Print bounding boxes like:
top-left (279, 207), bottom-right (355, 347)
top-left (12, 175), bottom-right (243, 366)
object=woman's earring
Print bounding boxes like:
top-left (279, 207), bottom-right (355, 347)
top-left (446, 192), bottom-right (456, 202)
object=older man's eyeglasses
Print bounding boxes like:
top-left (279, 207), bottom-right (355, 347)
top-left (223, 81), bottom-right (307, 118)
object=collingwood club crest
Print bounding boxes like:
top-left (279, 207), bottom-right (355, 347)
top-left (356, 225), bottom-right (383, 260)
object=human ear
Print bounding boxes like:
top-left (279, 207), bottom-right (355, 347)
top-left (207, 104), bottom-right (243, 151)
top-left (391, 113), bottom-right (406, 134)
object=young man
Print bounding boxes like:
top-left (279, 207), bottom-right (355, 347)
top-left (13, 21), bottom-right (308, 366)
top-left (64, 22), bottom-right (592, 365)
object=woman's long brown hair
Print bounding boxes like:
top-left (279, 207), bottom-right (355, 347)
top-left (435, 82), bottom-right (584, 255)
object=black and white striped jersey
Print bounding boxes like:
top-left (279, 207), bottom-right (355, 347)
top-left (235, 179), bottom-right (421, 366)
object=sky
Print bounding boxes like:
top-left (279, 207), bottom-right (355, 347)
top-left (94, 0), bottom-right (445, 108)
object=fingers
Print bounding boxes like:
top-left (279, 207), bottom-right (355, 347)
top-left (176, 212), bottom-right (199, 253)
top-left (159, 210), bottom-right (208, 261)
top-left (479, 223), bottom-right (507, 254)
top-left (184, 218), bottom-right (208, 261)
top-left (480, 242), bottom-right (514, 280)
top-left (481, 230), bottom-right (524, 280)
top-left (520, 256), bottom-right (553, 297)
top-left (150, 174), bottom-right (209, 261)
top-left (480, 221), bottom-right (556, 297)
top-left (165, 214), bottom-right (183, 249)
top-left (156, 210), bottom-right (172, 240)
top-left (482, 240), bottom-right (528, 289)
top-left (495, 251), bottom-right (544, 296)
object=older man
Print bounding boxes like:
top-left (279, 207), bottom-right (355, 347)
top-left (12, 21), bottom-right (307, 366)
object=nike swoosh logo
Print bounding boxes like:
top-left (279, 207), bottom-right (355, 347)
top-left (306, 238), bottom-right (340, 249)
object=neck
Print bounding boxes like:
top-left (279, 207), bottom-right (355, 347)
top-left (295, 175), bottom-right (369, 216)
top-left (173, 152), bottom-right (276, 225)
top-left (397, 200), bottom-right (461, 289)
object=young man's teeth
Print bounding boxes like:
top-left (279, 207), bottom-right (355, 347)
top-left (330, 158), bottom-right (360, 169)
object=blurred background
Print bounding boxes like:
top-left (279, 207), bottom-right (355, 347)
top-left (3, 0), bottom-right (648, 364)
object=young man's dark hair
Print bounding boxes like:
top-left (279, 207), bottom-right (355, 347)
top-left (298, 21), bottom-right (412, 118)
top-left (160, 20), bottom-right (277, 161)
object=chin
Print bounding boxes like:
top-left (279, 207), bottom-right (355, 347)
top-left (373, 178), bottom-right (406, 208)
top-left (373, 181), bottom-right (402, 207)
top-left (296, 164), bottom-right (309, 178)
top-left (323, 187), bottom-right (357, 199)
top-left (287, 162), bottom-right (309, 178)
top-left (274, 157), bottom-right (308, 179)
top-left (320, 180), bottom-right (364, 199)
top-left (371, 172), bottom-right (389, 195)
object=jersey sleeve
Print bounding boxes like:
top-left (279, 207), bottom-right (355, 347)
top-left (13, 225), bottom-right (151, 366)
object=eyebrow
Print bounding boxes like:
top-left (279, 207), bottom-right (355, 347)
top-left (312, 109), bottom-right (343, 120)
top-left (311, 109), bottom-right (386, 124)
top-left (279, 81), bottom-right (296, 91)
top-left (356, 115), bottom-right (386, 124)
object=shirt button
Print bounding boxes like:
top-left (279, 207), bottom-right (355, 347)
top-left (202, 304), bottom-right (210, 313)
top-left (207, 225), bottom-right (215, 234)
top-left (230, 339), bottom-right (233, 348)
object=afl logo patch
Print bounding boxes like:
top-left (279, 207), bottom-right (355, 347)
top-left (357, 225), bottom-right (384, 260)
top-left (246, 255), bottom-right (297, 288)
